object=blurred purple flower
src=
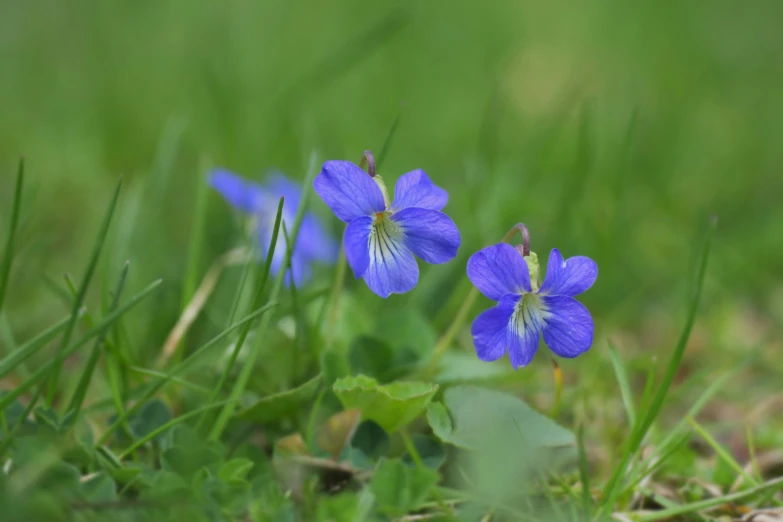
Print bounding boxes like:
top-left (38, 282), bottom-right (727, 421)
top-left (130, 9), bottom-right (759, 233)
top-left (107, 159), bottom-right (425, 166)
top-left (210, 169), bottom-right (338, 286)
top-left (467, 244), bottom-right (597, 369)
top-left (313, 161), bottom-right (460, 298)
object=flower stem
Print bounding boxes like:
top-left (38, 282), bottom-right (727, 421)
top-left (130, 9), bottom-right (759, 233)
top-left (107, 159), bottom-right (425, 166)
top-left (549, 357), bottom-right (563, 418)
top-left (324, 249), bottom-right (347, 352)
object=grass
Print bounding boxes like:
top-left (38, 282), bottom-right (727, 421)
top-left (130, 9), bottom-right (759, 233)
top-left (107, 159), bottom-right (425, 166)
top-left (1, 0), bottom-right (783, 520)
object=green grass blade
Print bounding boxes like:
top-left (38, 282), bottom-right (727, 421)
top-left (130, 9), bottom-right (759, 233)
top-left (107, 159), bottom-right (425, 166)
top-left (66, 261), bottom-right (130, 419)
top-left (599, 217), bottom-right (717, 515)
top-left (95, 300), bottom-right (278, 446)
top-left (633, 476), bottom-right (783, 522)
top-left (577, 424), bottom-right (592, 519)
top-left (117, 399), bottom-right (235, 459)
top-left (0, 314), bottom-right (73, 379)
top-left (607, 342), bottom-right (636, 427)
top-left (181, 158), bottom-right (210, 316)
top-left (126, 366), bottom-right (212, 394)
top-left (688, 417), bottom-right (759, 487)
top-left (46, 176), bottom-right (124, 404)
top-left (209, 152), bottom-right (319, 441)
top-left (0, 157), bottom-right (25, 313)
top-left (0, 385), bottom-right (42, 458)
top-left (0, 278), bottom-right (161, 413)
top-left (375, 103), bottom-right (405, 171)
top-left (197, 196), bottom-right (284, 433)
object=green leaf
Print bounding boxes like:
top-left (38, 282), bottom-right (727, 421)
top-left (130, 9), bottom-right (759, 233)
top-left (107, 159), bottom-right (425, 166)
top-left (237, 373), bottom-right (322, 424)
top-left (402, 434), bottom-right (446, 470)
top-left (427, 385), bottom-right (574, 450)
top-left (351, 420), bottom-right (390, 460)
top-left (162, 445), bottom-right (222, 479)
top-left (348, 336), bottom-right (394, 381)
top-left (370, 458), bottom-right (439, 517)
top-left (130, 399), bottom-right (172, 440)
top-left (333, 375), bottom-right (438, 433)
top-left (218, 458), bottom-right (254, 484)
top-left (80, 473), bottom-right (118, 502)
top-left (316, 492), bottom-right (359, 522)
top-left (434, 352), bottom-right (513, 383)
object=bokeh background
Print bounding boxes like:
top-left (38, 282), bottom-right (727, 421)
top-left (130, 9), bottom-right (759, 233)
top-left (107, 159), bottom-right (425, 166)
top-left (2, 0), bottom-right (783, 474)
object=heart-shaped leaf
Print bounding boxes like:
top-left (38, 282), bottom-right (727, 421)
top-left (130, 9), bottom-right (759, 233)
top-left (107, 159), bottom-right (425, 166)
top-left (333, 375), bottom-right (438, 433)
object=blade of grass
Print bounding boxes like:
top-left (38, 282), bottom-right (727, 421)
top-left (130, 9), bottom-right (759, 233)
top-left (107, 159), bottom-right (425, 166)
top-left (599, 217), bottom-right (717, 517)
top-left (0, 385), bottom-right (42, 458)
top-left (0, 278), bottom-right (161, 413)
top-left (95, 300), bottom-right (277, 446)
top-left (196, 196), bottom-right (284, 433)
top-left (282, 222), bottom-right (307, 385)
top-left (633, 476), bottom-right (783, 522)
top-left (46, 176), bottom-right (123, 404)
top-left (577, 424), bottom-right (592, 519)
top-left (126, 366), bottom-right (212, 394)
top-left (0, 314), bottom-right (74, 379)
top-left (688, 417), bottom-right (759, 487)
top-left (375, 102), bottom-right (405, 171)
top-left (607, 342), bottom-right (636, 427)
top-left (182, 158), bottom-right (211, 308)
top-left (117, 399), bottom-right (235, 459)
top-left (0, 158), bottom-right (24, 313)
top-left (209, 152), bottom-right (319, 440)
top-left (66, 261), bottom-right (130, 419)
top-left (625, 369), bottom-right (737, 491)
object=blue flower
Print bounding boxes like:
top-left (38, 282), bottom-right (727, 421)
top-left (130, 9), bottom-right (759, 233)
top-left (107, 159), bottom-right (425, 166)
top-left (210, 169), bottom-right (338, 286)
top-left (313, 160), bottom-right (460, 297)
top-left (467, 243), bottom-right (597, 369)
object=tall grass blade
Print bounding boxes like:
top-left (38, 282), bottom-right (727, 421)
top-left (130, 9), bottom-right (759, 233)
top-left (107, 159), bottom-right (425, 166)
top-left (0, 314), bottom-right (73, 379)
top-left (66, 261), bottom-right (130, 419)
top-left (209, 152), bottom-right (319, 440)
top-left (607, 342), bottom-right (636, 427)
top-left (599, 217), bottom-right (717, 516)
top-left (0, 278), bottom-right (161, 412)
top-left (0, 157), bottom-right (25, 313)
top-left (376, 103), bottom-right (405, 171)
top-left (46, 176), bottom-right (124, 404)
top-left (197, 196), bottom-right (284, 433)
top-left (95, 301), bottom-right (278, 446)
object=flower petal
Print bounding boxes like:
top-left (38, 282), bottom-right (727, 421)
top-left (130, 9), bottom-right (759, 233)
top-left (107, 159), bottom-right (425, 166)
top-left (539, 248), bottom-right (597, 297)
top-left (343, 216), bottom-right (372, 278)
top-left (390, 208), bottom-right (460, 264)
top-left (507, 296), bottom-right (543, 369)
top-left (209, 169), bottom-right (266, 213)
top-left (313, 161), bottom-right (386, 222)
top-left (363, 220), bottom-right (419, 297)
top-left (466, 243), bottom-right (531, 301)
top-left (540, 295), bottom-right (594, 358)
top-left (391, 169), bottom-right (448, 211)
top-left (471, 294), bottom-right (519, 362)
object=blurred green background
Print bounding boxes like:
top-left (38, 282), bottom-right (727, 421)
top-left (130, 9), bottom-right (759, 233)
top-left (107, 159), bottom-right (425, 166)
top-left (2, 0), bottom-right (783, 465)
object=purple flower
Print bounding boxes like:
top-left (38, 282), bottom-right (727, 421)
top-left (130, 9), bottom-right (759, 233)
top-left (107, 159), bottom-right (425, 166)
top-left (210, 169), bottom-right (338, 286)
top-left (313, 161), bottom-right (460, 298)
top-left (467, 244), bottom-right (597, 369)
